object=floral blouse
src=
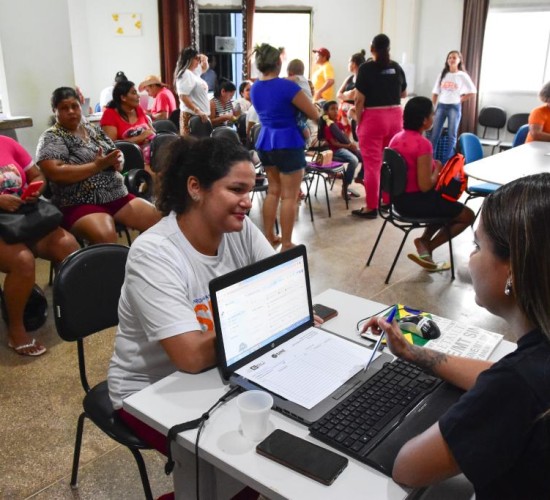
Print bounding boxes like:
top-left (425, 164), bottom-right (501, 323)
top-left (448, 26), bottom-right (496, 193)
top-left (36, 121), bottom-right (127, 207)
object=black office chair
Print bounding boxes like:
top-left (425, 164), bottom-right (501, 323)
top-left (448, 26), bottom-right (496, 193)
top-left (478, 106), bottom-right (507, 155)
top-left (211, 125), bottom-right (241, 144)
top-left (112, 141), bottom-right (150, 242)
top-left (236, 113), bottom-right (247, 145)
top-left (189, 115), bottom-right (213, 138)
top-left (115, 140), bottom-right (145, 174)
top-left (367, 148), bottom-right (455, 284)
top-left (53, 244), bottom-right (154, 500)
top-left (498, 113), bottom-right (529, 151)
top-left (149, 133), bottom-right (179, 173)
top-left (169, 109), bottom-right (180, 133)
top-left (152, 119), bottom-right (178, 134)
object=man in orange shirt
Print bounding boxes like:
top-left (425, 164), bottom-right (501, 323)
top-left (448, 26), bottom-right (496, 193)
top-left (526, 81), bottom-right (550, 142)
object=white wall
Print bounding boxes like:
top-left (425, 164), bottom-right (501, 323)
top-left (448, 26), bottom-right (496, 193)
top-left (415, 0), bottom-right (464, 98)
top-left (0, 0), bottom-right (74, 154)
top-left (69, 0), bottom-right (160, 111)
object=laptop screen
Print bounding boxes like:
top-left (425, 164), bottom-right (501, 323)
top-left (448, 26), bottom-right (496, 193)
top-left (210, 245), bottom-right (313, 379)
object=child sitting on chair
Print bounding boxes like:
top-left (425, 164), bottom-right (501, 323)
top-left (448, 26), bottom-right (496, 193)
top-left (320, 101), bottom-right (363, 200)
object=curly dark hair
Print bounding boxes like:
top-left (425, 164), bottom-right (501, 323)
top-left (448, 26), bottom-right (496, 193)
top-left (156, 136), bottom-right (253, 216)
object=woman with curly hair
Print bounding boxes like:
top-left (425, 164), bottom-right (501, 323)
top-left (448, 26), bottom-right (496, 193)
top-left (108, 136), bottom-right (274, 452)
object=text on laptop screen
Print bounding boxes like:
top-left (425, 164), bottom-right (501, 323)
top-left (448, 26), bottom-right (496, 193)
top-left (216, 255), bottom-right (310, 366)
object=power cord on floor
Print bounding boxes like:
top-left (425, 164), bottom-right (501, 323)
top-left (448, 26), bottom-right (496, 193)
top-left (165, 385), bottom-right (241, 500)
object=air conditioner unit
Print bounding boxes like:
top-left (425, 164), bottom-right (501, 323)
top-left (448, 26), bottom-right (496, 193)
top-left (215, 36), bottom-right (238, 53)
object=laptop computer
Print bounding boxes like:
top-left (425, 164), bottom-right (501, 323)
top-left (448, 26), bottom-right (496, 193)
top-left (210, 244), bottom-right (394, 425)
top-left (209, 245), bottom-right (462, 474)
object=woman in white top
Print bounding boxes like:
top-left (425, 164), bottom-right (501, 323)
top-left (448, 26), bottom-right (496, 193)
top-left (108, 136), bottom-right (275, 456)
top-left (174, 47), bottom-right (210, 135)
top-left (430, 50), bottom-right (477, 163)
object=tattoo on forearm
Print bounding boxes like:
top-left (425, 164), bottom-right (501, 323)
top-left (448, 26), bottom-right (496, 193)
top-left (411, 346), bottom-right (448, 375)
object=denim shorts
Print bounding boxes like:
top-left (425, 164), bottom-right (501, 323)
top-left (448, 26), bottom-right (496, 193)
top-left (258, 148), bottom-right (306, 174)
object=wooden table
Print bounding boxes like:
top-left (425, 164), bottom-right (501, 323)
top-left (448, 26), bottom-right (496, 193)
top-left (0, 115), bottom-right (33, 140)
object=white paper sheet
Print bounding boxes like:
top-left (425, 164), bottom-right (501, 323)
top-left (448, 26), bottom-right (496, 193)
top-left (235, 327), bottom-right (378, 409)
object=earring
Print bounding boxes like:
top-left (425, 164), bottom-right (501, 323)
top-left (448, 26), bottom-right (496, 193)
top-left (191, 195), bottom-right (200, 202)
top-left (504, 277), bottom-right (513, 296)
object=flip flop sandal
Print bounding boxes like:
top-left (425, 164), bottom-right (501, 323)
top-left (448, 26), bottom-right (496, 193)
top-left (426, 261), bottom-right (451, 272)
top-left (8, 338), bottom-right (47, 357)
top-left (407, 253), bottom-right (438, 270)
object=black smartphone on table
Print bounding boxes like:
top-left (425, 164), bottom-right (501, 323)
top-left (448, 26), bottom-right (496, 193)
top-left (312, 304), bottom-right (338, 322)
top-left (256, 429), bottom-right (348, 485)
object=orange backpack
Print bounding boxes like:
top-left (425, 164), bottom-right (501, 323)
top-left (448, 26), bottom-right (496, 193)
top-left (435, 153), bottom-right (467, 202)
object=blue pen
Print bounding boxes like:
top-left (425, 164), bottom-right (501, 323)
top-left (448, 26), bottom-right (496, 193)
top-left (364, 305), bottom-right (397, 372)
top-left (385, 305), bottom-right (398, 324)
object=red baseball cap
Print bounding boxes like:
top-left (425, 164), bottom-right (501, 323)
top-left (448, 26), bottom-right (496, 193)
top-left (313, 47), bottom-right (331, 59)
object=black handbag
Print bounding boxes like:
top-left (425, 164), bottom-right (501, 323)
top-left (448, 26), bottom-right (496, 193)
top-left (0, 199), bottom-right (63, 244)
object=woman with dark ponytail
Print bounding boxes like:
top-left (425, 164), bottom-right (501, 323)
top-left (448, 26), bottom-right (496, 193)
top-left (363, 173), bottom-right (550, 498)
top-left (353, 34), bottom-right (407, 219)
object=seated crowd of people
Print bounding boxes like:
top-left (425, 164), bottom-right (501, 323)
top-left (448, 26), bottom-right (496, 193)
top-left (2, 31), bottom-right (550, 499)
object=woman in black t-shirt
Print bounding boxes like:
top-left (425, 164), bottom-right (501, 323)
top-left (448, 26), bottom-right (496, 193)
top-left (362, 173), bottom-right (550, 499)
top-left (353, 34), bottom-right (407, 219)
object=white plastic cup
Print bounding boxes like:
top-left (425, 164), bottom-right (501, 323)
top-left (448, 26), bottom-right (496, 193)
top-left (236, 390), bottom-right (273, 441)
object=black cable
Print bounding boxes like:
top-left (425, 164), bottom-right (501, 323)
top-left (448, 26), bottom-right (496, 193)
top-left (355, 304), bottom-right (396, 332)
top-left (164, 385), bottom-right (241, 500)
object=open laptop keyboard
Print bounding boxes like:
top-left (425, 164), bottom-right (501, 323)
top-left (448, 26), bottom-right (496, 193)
top-left (309, 359), bottom-right (441, 464)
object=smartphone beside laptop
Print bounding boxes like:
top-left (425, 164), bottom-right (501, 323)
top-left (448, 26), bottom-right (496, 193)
top-left (256, 429), bottom-right (348, 485)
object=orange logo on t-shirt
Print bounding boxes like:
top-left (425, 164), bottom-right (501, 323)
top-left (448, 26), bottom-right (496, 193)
top-left (194, 300), bottom-right (214, 332)
top-left (441, 81), bottom-right (458, 91)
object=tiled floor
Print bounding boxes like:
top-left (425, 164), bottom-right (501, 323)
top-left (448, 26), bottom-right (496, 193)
top-left (0, 183), bottom-right (512, 499)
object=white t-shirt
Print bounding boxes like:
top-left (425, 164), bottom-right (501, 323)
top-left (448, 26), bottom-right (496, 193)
top-left (235, 97), bottom-right (251, 114)
top-left (175, 69), bottom-right (210, 115)
top-left (293, 75), bottom-right (313, 99)
top-left (432, 71), bottom-right (477, 105)
top-left (108, 212), bottom-right (274, 409)
top-left (99, 85), bottom-right (114, 108)
top-left (246, 105), bottom-right (259, 130)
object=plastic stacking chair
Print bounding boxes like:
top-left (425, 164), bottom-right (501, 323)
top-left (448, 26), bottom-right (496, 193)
top-left (512, 124), bottom-right (529, 148)
top-left (53, 244), bottom-right (153, 500)
top-left (459, 133), bottom-right (499, 215)
top-left (478, 106), bottom-right (507, 154)
top-left (152, 119), bottom-right (178, 134)
top-left (366, 148), bottom-right (455, 284)
top-left (189, 115), bottom-right (213, 137)
top-left (498, 113), bottom-right (529, 151)
top-left (211, 125), bottom-right (241, 144)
